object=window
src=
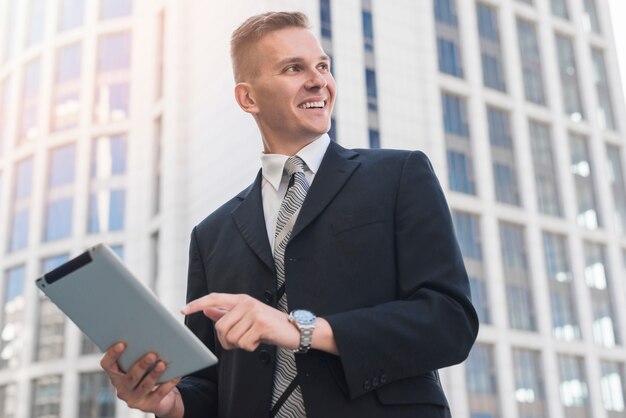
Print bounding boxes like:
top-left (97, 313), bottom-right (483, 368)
top-left (19, 58), bottom-right (41, 143)
top-left (0, 384), bottom-right (17, 418)
top-left (607, 145), bottom-right (626, 234)
top-left (0, 266), bottom-right (25, 369)
top-left (558, 355), bottom-right (589, 417)
top-left (477, 3), bottom-right (505, 91)
top-left (2, 1), bottom-right (19, 64)
top-left (320, 0), bottom-right (332, 38)
top-left (31, 376), bottom-right (62, 418)
top-left (88, 189), bottom-right (126, 233)
top-left (94, 32), bottom-right (131, 123)
top-left (368, 129), bottom-right (380, 149)
top-left (58, 0), bottom-right (84, 31)
top-left (570, 133), bottom-right (600, 229)
top-left (10, 158), bottom-right (33, 251)
top-left (365, 68), bottom-right (378, 111)
top-left (583, 0), bottom-right (601, 33)
top-left (500, 222), bottom-right (536, 331)
top-left (543, 232), bottom-right (580, 340)
top-left (513, 349), bottom-right (546, 418)
top-left (488, 107), bottom-right (519, 206)
top-left (52, 43), bottom-right (81, 131)
top-left (517, 19), bottom-right (545, 105)
top-left (601, 362), bottom-right (626, 416)
top-left (100, 0), bottom-right (132, 20)
top-left (45, 144), bottom-right (75, 241)
top-left (585, 242), bottom-right (619, 347)
top-left (592, 49), bottom-right (615, 130)
top-left (26, 0), bottom-right (46, 47)
top-left (435, 0), bottom-right (458, 25)
top-left (437, 37), bottom-right (463, 77)
top-left (362, 10), bottom-right (374, 51)
top-left (36, 256), bottom-right (68, 361)
top-left (156, 10), bottom-right (166, 100)
top-left (79, 372), bottom-right (116, 417)
top-left (153, 119), bottom-right (162, 216)
top-left (443, 93), bottom-right (469, 137)
top-left (551, 0), bottom-right (569, 19)
top-left (0, 77), bottom-right (11, 156)
top-left (556, 35), bottom-right (584, 121)
top-left (453, 212), bottom-right (489, 323)
top-left (529, 121), bottom-right (562, 216)
top-left (91, 134), bottom-right (127, 178)
top-left (466, 344), bottom-right (500, 418)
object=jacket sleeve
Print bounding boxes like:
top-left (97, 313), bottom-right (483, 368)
top-left (324, 151), bottom-right (479, 400)
top-left (175, 227), bottom-right (219, 418)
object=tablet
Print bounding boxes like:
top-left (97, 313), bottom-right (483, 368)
top-left (35, 243), bottom-right (217, 382)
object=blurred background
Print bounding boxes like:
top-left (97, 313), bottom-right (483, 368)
top-left (1, 0), bottom-right (626, 417)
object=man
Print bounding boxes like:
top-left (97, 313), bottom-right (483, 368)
top-left (101, 11), bottom-right (478, 418)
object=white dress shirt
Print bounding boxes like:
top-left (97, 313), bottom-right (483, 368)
top-left (260, 134), bottom-right (331, 253)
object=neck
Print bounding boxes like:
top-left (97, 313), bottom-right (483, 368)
top-left (262, 135), bottom-right (320, 156)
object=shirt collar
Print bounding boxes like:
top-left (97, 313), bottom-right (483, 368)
top-left (261, 134), bottom-right (331, 191)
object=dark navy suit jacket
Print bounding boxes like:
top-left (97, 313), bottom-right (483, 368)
top-left (177, 141), bottom-right (479, 418)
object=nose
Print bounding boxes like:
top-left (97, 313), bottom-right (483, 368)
top-left (304, 69), bottom-right (327, 90)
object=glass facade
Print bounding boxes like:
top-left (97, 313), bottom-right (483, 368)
top-left (35, 255), bottom-right (69, 362)
top-left (436, 0), bottom-right (463, 77)
top-left (606, 145), bottom-right (626, 234)
top-left (500, 222), bottom-right (535, 331)
top-left (0, 384), bottom-right (17, 418)
top-left (19, 58), bottom-right (41, 143)
top-left (601, 362), bottom-right (626, 417)
top-left (58, 0), bottom-right (84, 32)
top-left (0, 266), bottom-right (25, 369)
top-left (488, 107), bottom-right (519, 206)
top-left (516, 19), bottom-right (544, 105)
top-left (52, 43), bottom-right (81, 131)
top-left (10, 158), bottom-right (33, 252)
top-left (94, 32), bottom-right (131, 123)
top-left (443, 93), bottom-right (475, 195)
top-left (453, 211), bottom-right (489, 324)
top-left (513, 349), bottom-right (546, 418)
top-left (558, 355), bottom-right (589, 418)
top-left (570, 133), bottom-right (601, 229)
top-left (584, 241), bottom-right (619, 347)
top-left (543, 232), bottom-right (580, 340)
top-left (529, 120), bottom-right (562, 216)
top-left (31, 376), bottom-right (62, 418)
top-left (556, 34), bottom-right (584, 121)
top-left (45, 144), bottom-right (76, 241)
top-left (591, 48), bottom-right (615, 130)
top-left (477, 3), bottom-right (506, 92)
top-left (466, 344), bottom-right (500, 418)
top-left (79, 372), bottom-right (117, 417)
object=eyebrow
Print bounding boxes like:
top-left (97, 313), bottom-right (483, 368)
top-left (276, 55), bottom-right (331, 68)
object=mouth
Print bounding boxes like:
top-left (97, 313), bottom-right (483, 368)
top-left (298, 100), bottom-right (327, 109)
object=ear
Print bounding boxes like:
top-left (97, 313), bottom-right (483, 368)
top-left (234, 83), bottom-right (259, 114)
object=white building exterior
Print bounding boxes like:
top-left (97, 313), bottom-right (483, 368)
top-left (0, 0), bottom-right (625, 417)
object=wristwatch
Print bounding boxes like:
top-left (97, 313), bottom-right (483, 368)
top-left (288, 309), bottom-right (317, 353)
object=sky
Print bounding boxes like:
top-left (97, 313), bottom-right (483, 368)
top-left (608, 0), bottom-right (626, 109)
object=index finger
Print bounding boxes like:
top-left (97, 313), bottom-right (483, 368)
top-left (100, 342), bottom-right (125, 372)
top-left (181, 293), bottom-right (241, 315)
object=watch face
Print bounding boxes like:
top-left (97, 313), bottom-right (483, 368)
top-left (292, 309), bottom-right (316, 325)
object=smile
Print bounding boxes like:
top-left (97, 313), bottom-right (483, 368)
top-left (298, 100), bottom-right (326, 109)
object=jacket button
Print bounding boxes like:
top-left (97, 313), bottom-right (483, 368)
top-left (372, 376), bottom-right (380, 387)
top-left (363, 379), bottom-right (372, 391)
top-left (259, 350), bottom-right (271, 364)
top-left (263, 290), bottom-right (274, 303)
top-left (380, 374), bottom-right (387, 384)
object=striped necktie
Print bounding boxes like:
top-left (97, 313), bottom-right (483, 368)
top-left (270, 156), bottom-right (309, 418)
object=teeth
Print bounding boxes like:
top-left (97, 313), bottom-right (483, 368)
top-left (299, 101), bottom-right (325, 109)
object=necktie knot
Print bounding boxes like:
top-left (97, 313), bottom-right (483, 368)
top-left (284, 156), bottom-right (306, 177)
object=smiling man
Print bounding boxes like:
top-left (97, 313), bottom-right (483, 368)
top-left (100, 11), bottom-right (478, 418)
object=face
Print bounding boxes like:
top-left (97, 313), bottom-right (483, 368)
top-left (238, 27), bottom-right (336, 151)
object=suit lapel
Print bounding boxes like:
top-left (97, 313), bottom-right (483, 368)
top-left (231, 171), bottom-right (275, 272)
top-left (291, 141), bottom-right (360, 240)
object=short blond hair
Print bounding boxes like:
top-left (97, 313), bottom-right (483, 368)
top-left (230, 11), bottom-right (310, 82)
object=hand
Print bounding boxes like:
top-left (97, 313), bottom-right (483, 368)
top-left (100, 343), bottom-right (184, 418)
top-left (181, 293), bottom-right (300, 352)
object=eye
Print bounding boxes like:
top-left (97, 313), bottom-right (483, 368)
top-left (318, 63), bottom-right (330, 71)
top-left (284, 65), bottom-right (300, 73)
